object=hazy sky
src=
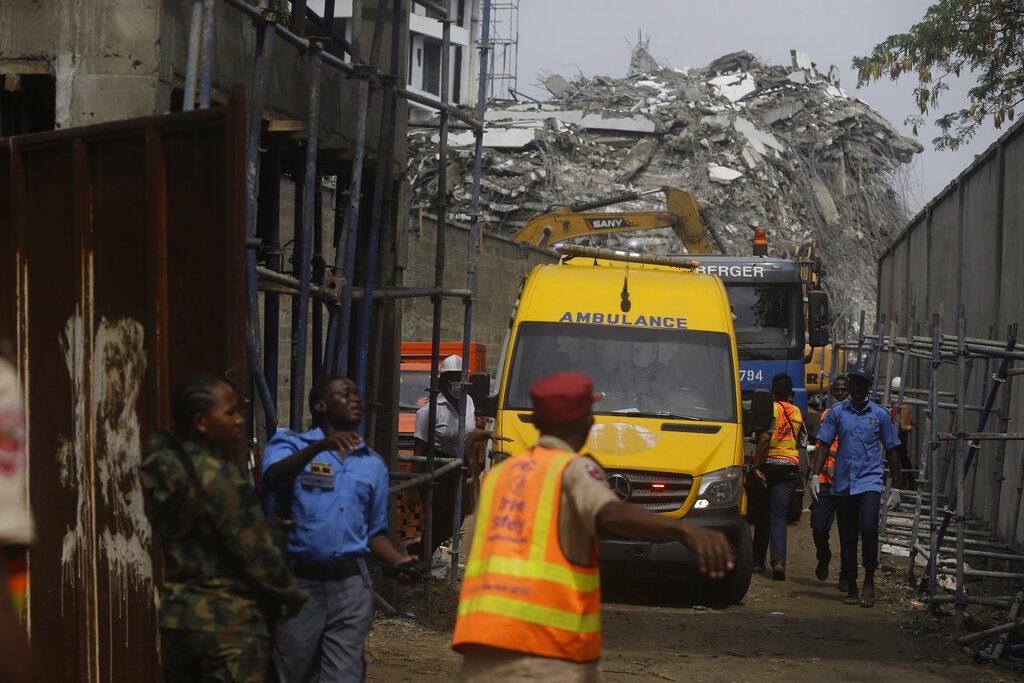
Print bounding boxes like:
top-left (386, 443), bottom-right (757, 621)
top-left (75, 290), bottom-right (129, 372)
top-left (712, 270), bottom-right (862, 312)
top-left (512, 0), bottom-right (1000, 211)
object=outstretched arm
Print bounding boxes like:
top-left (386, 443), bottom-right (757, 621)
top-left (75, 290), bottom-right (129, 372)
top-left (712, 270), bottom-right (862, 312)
top-left (596, 502), bottom-right (734, 578)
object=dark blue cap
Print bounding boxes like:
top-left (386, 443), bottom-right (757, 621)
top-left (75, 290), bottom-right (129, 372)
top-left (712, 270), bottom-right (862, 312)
top-left (847, 364), bottom-right (874, 382)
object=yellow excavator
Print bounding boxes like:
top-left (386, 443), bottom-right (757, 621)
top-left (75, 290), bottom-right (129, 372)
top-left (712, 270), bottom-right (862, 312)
top-left (514, 186), bottom-right (714, 254)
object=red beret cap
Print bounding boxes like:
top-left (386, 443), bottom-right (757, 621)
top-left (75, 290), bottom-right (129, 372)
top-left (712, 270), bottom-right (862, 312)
top-left (530, 372), bottom-right (601, 423)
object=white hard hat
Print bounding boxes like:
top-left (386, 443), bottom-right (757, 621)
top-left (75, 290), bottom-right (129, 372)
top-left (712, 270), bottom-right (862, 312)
top-left (440, 355), bottom-right (463, 374)
top-left (891, 376), bottom-right (902, 391)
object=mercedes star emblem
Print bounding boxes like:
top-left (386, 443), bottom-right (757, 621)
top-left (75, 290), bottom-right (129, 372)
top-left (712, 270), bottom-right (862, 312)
top-left (606, 473), bottom-right (632, 501)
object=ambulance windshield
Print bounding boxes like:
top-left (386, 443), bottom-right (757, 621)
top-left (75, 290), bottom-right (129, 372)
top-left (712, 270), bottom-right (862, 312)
top-left (504, 322), bottom-right (736, 422)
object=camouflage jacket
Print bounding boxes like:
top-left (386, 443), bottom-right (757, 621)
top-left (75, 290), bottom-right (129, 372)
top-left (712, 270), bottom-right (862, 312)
top-left (139, 430), bottom-right (306, 635)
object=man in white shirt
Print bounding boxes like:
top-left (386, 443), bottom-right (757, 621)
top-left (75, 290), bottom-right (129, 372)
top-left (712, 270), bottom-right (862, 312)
top-left (412, 356), bottom-right (506, 558)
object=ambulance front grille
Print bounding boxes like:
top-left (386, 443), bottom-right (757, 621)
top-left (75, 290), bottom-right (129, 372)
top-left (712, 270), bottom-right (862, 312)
top-left (603, 469), bottom-right (692, 513)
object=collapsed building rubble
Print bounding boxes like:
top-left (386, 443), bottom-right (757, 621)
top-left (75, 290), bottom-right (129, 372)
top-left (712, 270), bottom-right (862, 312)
top-left (408, 42), bottom-right (923, 321)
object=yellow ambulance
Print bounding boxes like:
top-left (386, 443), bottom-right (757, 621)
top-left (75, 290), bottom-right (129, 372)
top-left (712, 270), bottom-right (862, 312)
top-left (475, 246), bottom-right (760, 604)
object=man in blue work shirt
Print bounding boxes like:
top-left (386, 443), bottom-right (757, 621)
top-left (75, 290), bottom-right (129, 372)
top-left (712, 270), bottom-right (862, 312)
top-left (263, 376), bottom-right (416, 682)
top-left (812, 364), bottom-right (901, 609)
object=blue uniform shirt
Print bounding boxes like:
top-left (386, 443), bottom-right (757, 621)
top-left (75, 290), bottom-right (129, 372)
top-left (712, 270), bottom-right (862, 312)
top-left (262, 427), bottom-right (389, 563)
top-left (815, 400), bottom-right (901, 496)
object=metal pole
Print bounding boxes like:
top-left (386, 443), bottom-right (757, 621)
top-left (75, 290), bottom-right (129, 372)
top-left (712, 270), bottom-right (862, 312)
top-left (987, 323), bottom-right (1016, 539)
top-left (261, 140), bottom-right (283, 408)
top-left (450, 0), bottom-right (492, 588)
top-left (311, 178), bottom-right (325, 379)
top-left (324, 0), bottom-right (371, 376)
top-left (422, 10), bottom-right (453, 606)
top-left (954, 309), bottom-right (967, 627)
top-left (855, 309), bottom-right (866, 364)
top-left (183, 0), bottom-right (204, 112)
top-left (244, 10), bottom-right (280, 438)
top-left (199, 0), bottom-right (216, 108)
top-left (365, 0), bottom-right (404, 449)
top-left (354, 0), bottom-right (400, 400)
top-left (288, 45), bottom-right (323, 430)
top-left (928, 314), bottom-right (942, 601)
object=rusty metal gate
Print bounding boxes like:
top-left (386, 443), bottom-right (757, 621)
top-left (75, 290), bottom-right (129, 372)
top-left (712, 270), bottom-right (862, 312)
top-left (0, 94), bottom-right (246, 682)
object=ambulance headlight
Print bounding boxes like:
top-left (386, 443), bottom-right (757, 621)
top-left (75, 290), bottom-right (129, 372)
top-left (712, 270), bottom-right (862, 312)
top-left (696, 467), bottom-right (742, 508)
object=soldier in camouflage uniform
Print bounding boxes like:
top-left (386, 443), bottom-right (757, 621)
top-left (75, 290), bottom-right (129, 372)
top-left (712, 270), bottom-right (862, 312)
top-left (140, 373), bottom-right (306, 683)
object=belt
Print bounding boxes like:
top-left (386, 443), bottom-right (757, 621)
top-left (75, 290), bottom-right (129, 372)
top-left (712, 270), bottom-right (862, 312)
top-left (289, 557), bottom-right (363, 581)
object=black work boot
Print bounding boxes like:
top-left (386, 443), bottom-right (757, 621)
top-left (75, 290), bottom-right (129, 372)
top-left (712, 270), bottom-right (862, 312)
top-left (815, 549), bottom-right (831, 582)
top-left (771, 561), bottom-right (786, 581)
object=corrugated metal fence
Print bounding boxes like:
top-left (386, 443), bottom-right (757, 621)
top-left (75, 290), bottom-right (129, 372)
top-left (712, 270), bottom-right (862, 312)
top-left (877, 117), bottom-right (1024, 547)
top-left (0, 97), bottom-right (246, 682)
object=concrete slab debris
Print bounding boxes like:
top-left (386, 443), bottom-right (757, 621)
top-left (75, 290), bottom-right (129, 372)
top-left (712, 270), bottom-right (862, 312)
top-left (733, 116), bottom-right (784, 156)
top-left (709, 164), bottom-right (744, 184)
top-left (408, 44), bottom-right (921, 319)
top-left (791, 50), bottom-right (813, 71)
top-left (709, 72), bottom-right (758, 103)
top-left (543, 74), bottom-right (574, 98)
top-left (706, 50), bottom-right (760, 76)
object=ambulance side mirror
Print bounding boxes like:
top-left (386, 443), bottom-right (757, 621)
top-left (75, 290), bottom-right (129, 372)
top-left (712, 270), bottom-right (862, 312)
top-left (807, 290), bottom-right (830, 348)
top-left (469, 372), bottom-right (496, 418)
top-left (748, 390), bottom-right (773, 435)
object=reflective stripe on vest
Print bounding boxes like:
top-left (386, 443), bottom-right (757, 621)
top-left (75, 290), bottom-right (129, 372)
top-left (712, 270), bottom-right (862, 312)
top-left (767, 402), bottom-right (802, 466)
top-left (452, 446), bottom-right (602, 662)
top-left (819, 407), bottom-right (838, 484)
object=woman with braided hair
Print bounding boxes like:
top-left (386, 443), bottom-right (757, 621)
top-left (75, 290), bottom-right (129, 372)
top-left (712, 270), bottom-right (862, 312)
top-left (140, 373), bottom-right (306, 683)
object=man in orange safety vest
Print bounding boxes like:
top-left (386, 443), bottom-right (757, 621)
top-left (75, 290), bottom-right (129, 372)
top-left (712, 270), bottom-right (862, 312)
top-left (451, 372), bottom-right (734, 680)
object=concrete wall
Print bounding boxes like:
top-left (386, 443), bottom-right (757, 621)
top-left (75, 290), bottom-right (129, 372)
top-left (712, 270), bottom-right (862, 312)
top-left (1, 0), bottom-right (408, 168)
top-left (399, 213), bottom-right (557, 370)
top-left (878, 117), bottom-right (1024, 547)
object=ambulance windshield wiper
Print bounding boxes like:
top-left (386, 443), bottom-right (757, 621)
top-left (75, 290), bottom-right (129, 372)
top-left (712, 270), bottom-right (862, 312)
top-left (644, 411), bottom-right (705, 421)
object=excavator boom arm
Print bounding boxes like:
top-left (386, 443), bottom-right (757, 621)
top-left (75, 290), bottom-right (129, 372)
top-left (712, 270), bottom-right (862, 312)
top-left (513, 187), bottom-right (712, 254)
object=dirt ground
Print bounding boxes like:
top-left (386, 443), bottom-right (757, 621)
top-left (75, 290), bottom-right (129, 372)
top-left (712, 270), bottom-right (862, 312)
top-left (365, 523), bottom-right (1022, 682)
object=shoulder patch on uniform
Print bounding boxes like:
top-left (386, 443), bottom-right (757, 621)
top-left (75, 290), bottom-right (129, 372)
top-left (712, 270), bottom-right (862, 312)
top-left (582, 460), bottom-right (605, 481)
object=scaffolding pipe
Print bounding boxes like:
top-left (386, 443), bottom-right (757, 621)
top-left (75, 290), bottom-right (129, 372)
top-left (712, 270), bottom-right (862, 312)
top-left (354, 0), bottom-right (401, 400)
top-left (243, 10), bottom-right (279, 437)
top-left (450, 0), bottom-right (492, 588)
top-left (199, 0), bottom-right (217, 107)
top-left (988, 327), bottom-right (1016, 538)
top-left (954, 310), bottom-right (967, 626)
top-left (311, 179), bottom-right (325, 379)
top-left (420, 12), bottom-right (453, 605)
top-left (324, 0), bottom-right (371, 376)
top-left (260, 141), bottom-right (283, 405)
top-left (855, 309), bottom-right (866, 363)
top-left (928, 315), bottom-right (941, 601)
top-left (364, 0), bottom-right (405, 449)
top-left (288, 45), bottom-right (322, 430)
top-left (388, 459), bottom-right (462, 496)
top-left (183, 0), bottom-right (204, 112)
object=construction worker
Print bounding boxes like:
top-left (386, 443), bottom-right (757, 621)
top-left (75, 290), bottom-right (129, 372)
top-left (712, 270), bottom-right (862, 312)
top-left (812, 364), bottom-right (902, 608)
top-left (889, 376), bottom-right (915, 487)
top-left (808, 375), bottom-right (849, 586)
top-left (452, 372), bottom-right (734, 680)
top-left (140, 374), bottom-right (307, 683)
top-left (750, 372), bottom-right (806, 580)
top-left (412, 355), bottom-right (509, 559)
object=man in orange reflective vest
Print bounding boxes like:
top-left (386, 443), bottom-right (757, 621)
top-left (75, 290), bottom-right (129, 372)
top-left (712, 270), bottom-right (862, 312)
top-left (452, 372), bottom-right (734, 680)
top-left (750, 373), bottom-right (806, 581)
top-left (809, 375), bottom-right (849, 587)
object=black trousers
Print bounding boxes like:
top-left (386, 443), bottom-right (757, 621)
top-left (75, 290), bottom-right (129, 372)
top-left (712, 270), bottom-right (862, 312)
top-left (835, 491), bottom-right (882, 583)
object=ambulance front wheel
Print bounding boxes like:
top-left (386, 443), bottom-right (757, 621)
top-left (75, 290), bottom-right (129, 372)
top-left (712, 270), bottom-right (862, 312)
top-left (705, 523), bottom-right (752, 606)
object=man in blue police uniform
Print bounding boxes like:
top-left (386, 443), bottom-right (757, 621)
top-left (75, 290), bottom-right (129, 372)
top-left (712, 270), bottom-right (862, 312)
top-left (263, 376), bottom-right (416, 682)
top-left (812, 364), bottom-right (901, 609)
